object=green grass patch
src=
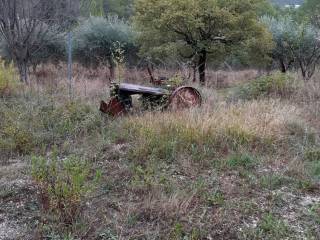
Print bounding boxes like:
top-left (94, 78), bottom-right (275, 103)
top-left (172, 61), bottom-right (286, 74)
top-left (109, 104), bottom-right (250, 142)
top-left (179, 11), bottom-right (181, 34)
top-left (259, 173), bottom-right (292, 190)
top-left (258, 213), bottom-right (290, 238)
top-left (0, 97), bottom-right (105, 159)
top-left (233, 72), bottom-right (294, 100)
top-left (121, 114), bottom-right (273, 166)
top-left (305, 148), bottom-right (320, 162)
top-left (241, 213), bottom-right (291, 239)
top-left (206, 191), bottom-right (225, 207)
top-left (226, 153), bottom-right (256, 169)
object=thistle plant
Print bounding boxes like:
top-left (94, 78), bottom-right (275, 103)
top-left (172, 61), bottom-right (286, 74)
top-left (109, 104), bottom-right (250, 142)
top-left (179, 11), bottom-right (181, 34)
top-left (112, 41), bottom-right (125, 83)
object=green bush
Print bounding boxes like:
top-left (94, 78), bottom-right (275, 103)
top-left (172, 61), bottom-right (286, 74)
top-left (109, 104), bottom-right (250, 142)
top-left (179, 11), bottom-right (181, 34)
top-left (0, 58), bottom-right (20, 96)
top-left (234, 72), bottom-right (293, 100)
top-left (0, 99), bottom-right (36, 157)
top-left (1, 125), bottom-right (35, 155)
top-left (73, 16), bottom-right (138, 68)
top-left (31, 154), bottom-right (101, 225)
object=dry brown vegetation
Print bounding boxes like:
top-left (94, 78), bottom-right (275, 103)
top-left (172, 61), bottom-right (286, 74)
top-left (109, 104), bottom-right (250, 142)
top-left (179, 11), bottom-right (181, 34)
top-left (0, 65), bottom-right (320, 240)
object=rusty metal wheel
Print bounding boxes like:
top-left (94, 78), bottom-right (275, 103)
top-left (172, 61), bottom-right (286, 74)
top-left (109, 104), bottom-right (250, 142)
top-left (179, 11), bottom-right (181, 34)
top-left (100, 97), bottom-right (126, 116)
top-left (167, 86), bottom-right (202, 111)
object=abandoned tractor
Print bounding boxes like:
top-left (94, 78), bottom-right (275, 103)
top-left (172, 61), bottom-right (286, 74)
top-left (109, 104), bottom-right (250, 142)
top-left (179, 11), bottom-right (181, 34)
top-left (100, 82), bottom-right (202, 116)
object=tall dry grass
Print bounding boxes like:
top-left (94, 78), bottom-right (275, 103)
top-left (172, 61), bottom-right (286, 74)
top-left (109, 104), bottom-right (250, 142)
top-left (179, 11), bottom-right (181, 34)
top-left (27, 63), bottom-right (260, 101)
top-left (2, 63), bottom-right (320, 239)
top-left (119, 99), bottom-right (303, 166)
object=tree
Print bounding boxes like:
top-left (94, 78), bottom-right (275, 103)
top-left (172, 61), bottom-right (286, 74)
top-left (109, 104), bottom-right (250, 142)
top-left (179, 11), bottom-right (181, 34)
top-left (104, 0), bottom-right (134, 19)
top-left (133, 0), bottom-right (273, 84)
top-left (73, 16), bottom-right (137, 80)
top-left (0, 0), bottom-right (78, 83)
top-left (261, 16), bottom-right (296, 73)
top-left (299, 0), bottom-right (320, 28)
top-left (0, 29), bottom-right (65, 71)
top-left (80, 0), bottom-right (134, 19)
top-left (80, 0), bottom-right (105, 17)
top-left (262, 16), bottom-right (320, 80)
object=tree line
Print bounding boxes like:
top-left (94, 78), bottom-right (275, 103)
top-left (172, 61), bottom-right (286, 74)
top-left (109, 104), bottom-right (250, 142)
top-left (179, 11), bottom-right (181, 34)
top-left (0, 0), bottom-right (320, 84)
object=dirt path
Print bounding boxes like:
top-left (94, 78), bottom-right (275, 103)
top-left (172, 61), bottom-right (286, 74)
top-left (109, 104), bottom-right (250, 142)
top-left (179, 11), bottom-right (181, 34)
top-left (0, 160), bottom-right (38, 240)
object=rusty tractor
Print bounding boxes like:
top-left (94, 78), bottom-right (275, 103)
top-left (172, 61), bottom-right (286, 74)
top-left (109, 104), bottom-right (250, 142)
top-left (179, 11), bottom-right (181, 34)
top-left (100, 82), bottom-right (202, 116)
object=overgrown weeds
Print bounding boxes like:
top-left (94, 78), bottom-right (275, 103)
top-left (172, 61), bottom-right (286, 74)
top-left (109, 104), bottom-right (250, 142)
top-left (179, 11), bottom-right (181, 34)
top-left (1, 67), bottom-right (320, 239)
top-left (0, 96), bottom-right (104, 161)
top-left (0, 58), bottom-right (20, 96)
top-left (119, 100), bottom-right (300, 166)
top-left (233, 71), bottom-right (295, 100)
top-left (31, 153), bottom-right (101, 234)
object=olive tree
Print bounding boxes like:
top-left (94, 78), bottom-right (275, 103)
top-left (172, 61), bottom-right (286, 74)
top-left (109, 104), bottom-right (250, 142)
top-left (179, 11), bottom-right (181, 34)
top-left (299, 0), bottom-right (320, 28)
top-left (73, 16), bottom-right (137, 80)
top-left (133, 0), bottom-right (273, 84)
top-left (104, 0), bottom-right (134, 19)
top-left (262, 16), bottom-right (320, 80)
top-left (80, 0), bottom-right (105, 17)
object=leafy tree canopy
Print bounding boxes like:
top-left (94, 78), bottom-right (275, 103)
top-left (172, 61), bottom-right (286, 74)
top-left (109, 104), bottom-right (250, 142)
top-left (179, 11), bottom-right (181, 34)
top-left (73, 16), bottom-right (137, 77)
top-left (299, 0), bottom-right (320, 27)
top-left (81, 0), bottom-right (105, 17)
top-left (134, 0), bottom-right (273, 83)
top-left (104, 0), bottom-right (134, 19)
top-left (262, 15), bottom-right (320, 79)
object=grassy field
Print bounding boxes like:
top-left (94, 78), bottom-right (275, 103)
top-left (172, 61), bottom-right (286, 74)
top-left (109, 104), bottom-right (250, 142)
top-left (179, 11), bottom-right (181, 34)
top-left (0, 66), bottom-right (320, 239)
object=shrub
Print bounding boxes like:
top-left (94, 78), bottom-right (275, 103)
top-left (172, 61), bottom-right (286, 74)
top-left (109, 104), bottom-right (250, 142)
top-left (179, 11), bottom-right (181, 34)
top-left (73, 16), bottom-right (138, 69)
top-left (0, 58), bottom-right (19, 96)
top-left (234, 72), bottom-right (293, 100)
top-left (0, 99), bottom-right (36, 157)
top-left (1, 125), bottom-right (35, 155)
top-left (31, 154), bottom-right (101, 225)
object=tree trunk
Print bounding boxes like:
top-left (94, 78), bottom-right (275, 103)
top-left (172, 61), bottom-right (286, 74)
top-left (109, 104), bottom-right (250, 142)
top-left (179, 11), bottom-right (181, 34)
top-left (17, 61), bottom-right (29, 84)
top-left (147, 63), bottom-right (155, 84)
top-left (198, 50), bottom-right (207, 85)
top-left (299, 60), bottom-right (307, 80)
top-left (279, 59), bottom-right (287, 73)
top-left (192, 63), bottom-right (197, 82)
top-left (108, 58), bottom-right (115, 82)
